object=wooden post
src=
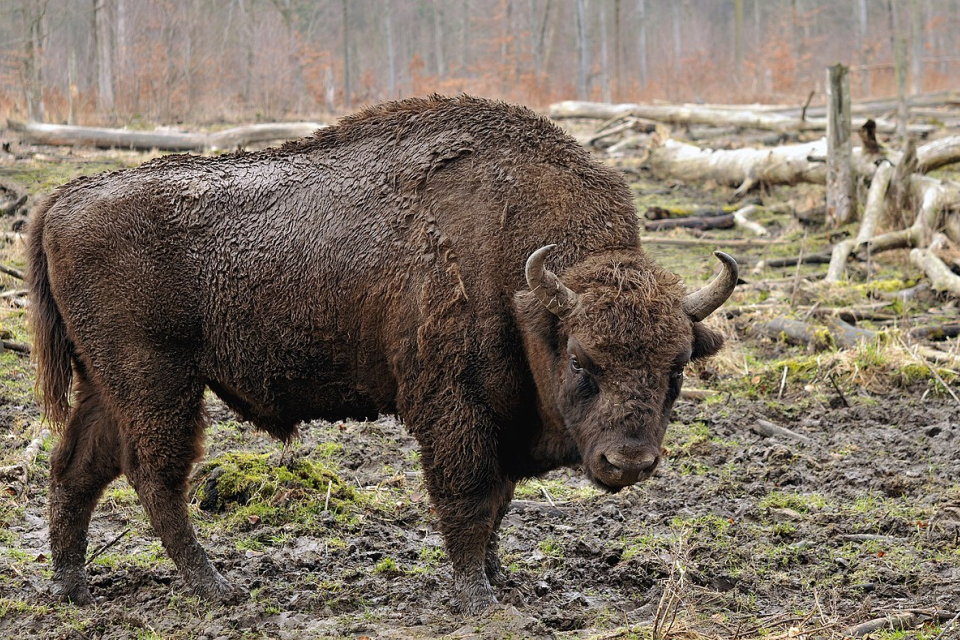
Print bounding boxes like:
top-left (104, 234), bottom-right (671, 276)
top-left (826, 63), bottom-right (855, 227)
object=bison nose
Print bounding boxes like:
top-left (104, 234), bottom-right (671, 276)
top-left (596, 450), bottom-right (660, 488)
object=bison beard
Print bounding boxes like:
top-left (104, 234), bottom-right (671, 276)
top-left (28, 95), bottom-right (736, 613)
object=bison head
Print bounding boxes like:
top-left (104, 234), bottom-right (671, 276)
top-left (516, 245), bottom-right (736, 491)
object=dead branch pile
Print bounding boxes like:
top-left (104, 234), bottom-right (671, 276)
top-left (551, 89), bottom-right (960, 316)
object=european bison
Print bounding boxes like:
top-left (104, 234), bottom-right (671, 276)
top-left (29, 95), bottom-right (736, 613)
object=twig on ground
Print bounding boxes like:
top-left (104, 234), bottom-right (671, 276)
top-left (85, 528), bottom-right (132, 566)
top-left (902, 339), bottom-right (960, 407)
top-left (933, 610), bottom-right (960, 640)
top-left (0, 264), bottom-right (24, 279)
top-left (540, 486), bottom-right (557, 508)
top-left (752, 419), bottom-right (814, 445)
top-left (828, 373), bottom-right (850, 408)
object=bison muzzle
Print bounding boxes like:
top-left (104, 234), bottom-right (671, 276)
top-left (28, 95), bottom-right (736, 613)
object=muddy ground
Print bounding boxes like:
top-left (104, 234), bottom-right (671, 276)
top-left (1, 134), bottom-right (959, 639)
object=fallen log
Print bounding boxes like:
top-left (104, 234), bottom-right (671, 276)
top-left (8, 120), bottom-right (326, 152)
top-left (645, 204), bottom-right (747, 220)
top-left (908, 323), bottom-right (960, 341)
top-left (646, 138), bottom-right (829, 192)
top-left (749, 318), bottom-right (829, 349)
top-left (642, 134), bottom-right (960, 194)
top-left (863, 176), bottom-right (960, 256)
top-left (828, 317), bottom-right (878, 348)
top-left (644, 214), bottom-right (734, 232)
top-left (754, 252), bottom-right (833, 269)
top-left (910, 248), bottom-right (960, 296)
top-left (843, 613), bottom-right (921, 638)
top-left (639, 236), bottom-right (787, 248)
top-left (549, 101), bottom-right (939, 136)
top-left (732, 204), bottom-right (768, 236)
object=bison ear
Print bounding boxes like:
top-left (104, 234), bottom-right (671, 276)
top-left (691, 322), bottom-right (724, 361)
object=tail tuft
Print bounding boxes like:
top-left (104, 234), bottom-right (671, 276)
top-left (28, 201), bottom-right (73, 428)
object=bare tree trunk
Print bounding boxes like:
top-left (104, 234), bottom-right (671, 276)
top-left (433, 0), bottom-right (446, 78)
top-left (734, 0), bottom-right (744, 75)
top-left (532, 0), bottom-right (552, 79)
top-left (910, 0), bottom-right (923, 94)
top-left (460, 0), bottom-right (470, 75)
top-left (385, 0), bottom-right (396, 98)
top-left (613, 0), bottom-right (621, 100)
top-left (600, 3), bottom-right (611, 103)
top-left (94, 0), bottom-right (116, 114)
top-left (636, 0), bottom-right (647, 90)
top-left (342, 0), bottom-right (351, 108)
top-left (826, 64), bottom-right (855, 227)
top-left (889, 0), bottom-right (909, 143)
top-left (22, 0), bottom-right (47, 122)
top-left (672, 1), bottom-right (681, 75)
top-left (576, 0), bottom-right (589, 100)
top-left (858, 0), bottom-right (870, 96)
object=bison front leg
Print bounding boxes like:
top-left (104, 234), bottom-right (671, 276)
top-left (484, 480), bottom-right (515, 586)
top-left (418, 438), bottom-right (511, 615)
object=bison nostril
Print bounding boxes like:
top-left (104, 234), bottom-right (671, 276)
top-left (636, 451), bottom-right (658, 472)
top-left (602, 451), bottom-right (659, 475)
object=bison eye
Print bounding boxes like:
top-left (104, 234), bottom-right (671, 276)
top-left (570, 355), bottom-right (583, 373)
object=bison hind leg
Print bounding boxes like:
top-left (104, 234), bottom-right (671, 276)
top-left (120, 378), bottom-right (243, 605)
top-left (48, 375), bottom-right (123, 605)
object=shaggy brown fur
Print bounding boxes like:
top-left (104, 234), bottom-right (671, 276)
top-left (29, 95), bottom-right (730, 612)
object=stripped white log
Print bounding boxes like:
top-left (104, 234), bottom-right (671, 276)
top-left (549, 100), bottom-right (939, 135)
top-left (732, 205), bottom-right (768, 236)
top-left (911, 248), bottom-right (960, 296)
top-left (8, 120), bottom-right (326, 152)
top-left (855, 160), bottom-right (895, 246)
top-left (865, 176), bottom-right (957, 254)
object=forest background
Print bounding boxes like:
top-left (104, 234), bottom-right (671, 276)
top-left (2, 0), bottom-right (959, 126)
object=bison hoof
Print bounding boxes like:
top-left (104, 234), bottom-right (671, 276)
top-left (191, 572), bottom-right (244, 604)
top-left (454, 574), bottom-right (497, 615)
top-left (51, 579), bottom-right (93, 606)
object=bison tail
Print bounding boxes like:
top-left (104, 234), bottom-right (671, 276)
top-left (28, 201), bottom-right (73, 429)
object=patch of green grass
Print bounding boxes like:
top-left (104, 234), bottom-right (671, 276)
top-left (192, 450), bottom-right (362, 532)
top-left (0, 598), bottom-right (52, 618)
top-left (538, 537), bottom-right (564, 559)
top-left (514, 475), bottom-right (598, 502)
top-left (374, 556), bottom-right (400, 574)
top-left (0, 159), bottom-right (132, 196)
top-left (758, 491), bottom-right (828, 514)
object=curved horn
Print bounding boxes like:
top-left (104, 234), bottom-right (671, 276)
top-left (682, 251), bottom-right (739, 322)
top-left (525, 244), bottom-right (579, 317)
